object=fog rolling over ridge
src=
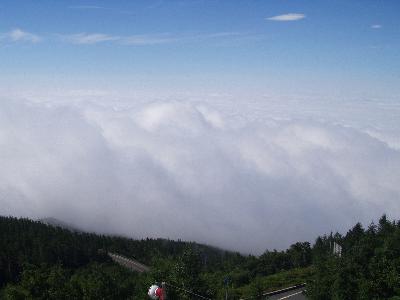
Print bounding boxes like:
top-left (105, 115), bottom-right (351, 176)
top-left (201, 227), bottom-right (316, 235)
top-left (1, 98), bottom-right (400, 254)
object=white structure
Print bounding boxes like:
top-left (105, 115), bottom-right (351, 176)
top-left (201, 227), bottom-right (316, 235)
top-left (333, 241), bottom-right (342, 257)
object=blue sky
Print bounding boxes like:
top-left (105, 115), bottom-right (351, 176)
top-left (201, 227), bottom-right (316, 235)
top-left (0, 0), bottom-right (399, 99)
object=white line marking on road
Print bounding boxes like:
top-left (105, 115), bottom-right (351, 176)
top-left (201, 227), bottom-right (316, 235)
top-left (278, 290), bottom-right (303, 299)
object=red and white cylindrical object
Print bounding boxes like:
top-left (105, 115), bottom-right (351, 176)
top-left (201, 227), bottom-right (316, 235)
top-left (148, 285), bottom-right (165, 300)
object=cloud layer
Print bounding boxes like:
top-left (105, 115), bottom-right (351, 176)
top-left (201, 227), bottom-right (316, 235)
top-left (1, 99), bottom-right (400, 253)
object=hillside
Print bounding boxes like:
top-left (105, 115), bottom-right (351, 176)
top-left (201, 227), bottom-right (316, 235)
top-left (1, 215), bottom-right (400, 299)
top-left (38, 217), bottom-right (83, 232)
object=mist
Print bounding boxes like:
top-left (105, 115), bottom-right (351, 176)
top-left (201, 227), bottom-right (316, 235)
top-left (1, 98), bottom-right (400, 254)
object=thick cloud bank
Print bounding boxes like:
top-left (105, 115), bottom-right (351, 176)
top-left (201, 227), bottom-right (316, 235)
top-left (1, 99), bottom-right (400, 253)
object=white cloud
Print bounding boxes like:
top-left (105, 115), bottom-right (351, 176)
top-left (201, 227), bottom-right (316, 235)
top-left (371, 24), bottom-right (382, 29)
top-left (267, 13), bottom-right (306, 22)
top-left (1, 28), bottom-right (41, 43)
top-left (1, 99), bottom-right (399, 254)
top-left (0, 27), bottom-right (254, 47)
top-left (120, 32), bottom-right (248, 45)
top-left (62, 33), bottom-right (176, 46)
top-left (62, 33), bottom-right (120, 44)
top-left (61, 31), bottom-right (248, 46)
top-left (69, 5), bottom-right (105, 10)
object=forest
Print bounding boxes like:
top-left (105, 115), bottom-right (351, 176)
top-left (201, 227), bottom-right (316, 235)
top-left (0, 215), bottom-right (399, 299)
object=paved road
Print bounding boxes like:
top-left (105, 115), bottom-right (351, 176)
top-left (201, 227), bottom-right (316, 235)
top-left (266, 287), bottom-right (307, 300)
top-left (108, 252), bottom-right (150, 273)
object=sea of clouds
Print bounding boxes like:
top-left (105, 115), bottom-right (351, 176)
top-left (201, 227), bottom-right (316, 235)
top-left (1, 97), bottom-right (400, 253)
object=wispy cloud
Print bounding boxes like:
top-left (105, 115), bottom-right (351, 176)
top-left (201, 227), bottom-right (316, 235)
top-left (69, 5), bottom-right (105, 10)
top-left (1, 28), bottom-right (41, 43)
top-left (371, 24), bottom-right (382, 29)
top-left (61, 31), bottom-right (248, 46)
top-left (61, 32), bottom-right (174, 46)
top-left (62, 33), bottom-right (120, 44)
top-left (267, 13), bottom-right (306, 22)
top-left (196, 31), bottom-right (243, 39)
top-left (1, 26), bottom-right (253, 47)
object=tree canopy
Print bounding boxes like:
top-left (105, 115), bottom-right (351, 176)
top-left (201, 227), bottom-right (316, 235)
top-left (2, 214), bottom-right (400, 299)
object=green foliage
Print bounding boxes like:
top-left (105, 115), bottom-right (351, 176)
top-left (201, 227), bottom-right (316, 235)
top-left (0, 215), bottom-right (316, 299)
top-left (2, 263), bottom-right (71, 300)
top-left (308, 215), bottom-right (400, 300)
top-left (5, 214), bottom-right (400, 299)
top-left (68, 263), bottom-right (140, 299)
top-left (172, 246), bottom-right (203, 299)
top-left (238, 267), bottom-right (314, 298)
